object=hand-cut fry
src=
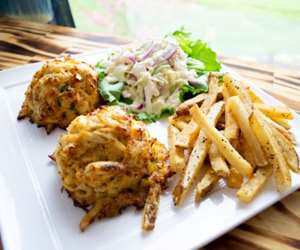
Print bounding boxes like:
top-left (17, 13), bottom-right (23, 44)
top-left (191, 104), bottom-right (253, 177)
top-left (226, 167), bottom-right (243, 189)
top-left (169, 116), bottom-right (190, 131)
top-left (255, 103), bottom-right (294, 120)
top-left (270, 117), bottom-right (291, 129)
top-left (250, 110), bottom-right (291, 191)
top-left (175, 73), bottom-right (219, 148)
top-left (223, 73), bottom-right (239, 96)
top-left (200, 73), bottom-right (220, 114)
top-left (224, 99), bottom-right (239, 141)
top-left (195, 168), bottom-right (219, 203)
top-left (168, 125), bottom-right (185, 173)
top-left (237, 83), bottom-right (253, 114)
top-left (174, 120), bottom-right (199, 148)
top-left (173, 101), bottom-right (225, 205)
top-left (247, 88), bottom-right (263, 104)
top-left (169, 71), bottom-right (298, 208)
top-left (239, 135), bottom-right (256, 167)
top-left (209, 143), bottom-right (230, 177)
top-left (223, 73), bottom-right (253, 113)
top-left (237, 166), bottom-right (272, 203)
top-left (223, 84), bottom-right (239, 140)
top-left (142, 182), bottom-right (161, 231)
top-left (264, 115), bottom-right (296, 145)
top-left (176, 93), bottom-right (208, 116)
top-left (269, 125), bottom-right (300, 173)
top-left (222, 84), bottom-right (231, 101)
top-left (172, 120), bottom-right (188, 131)
top-left (228, 96), bottom-right (267, 167)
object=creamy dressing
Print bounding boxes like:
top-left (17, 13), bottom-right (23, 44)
top-left (101, 38), bottom-right (198, 115)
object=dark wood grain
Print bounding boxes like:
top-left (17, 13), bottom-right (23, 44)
top-left (0, 16), bottom-right (300, 250)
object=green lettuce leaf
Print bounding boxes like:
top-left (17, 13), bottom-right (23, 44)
top-left (135, 112), bottom-right (160, 123)
top-left (131, 107), bottom-right (175, 123)
top-left (179, 83), bottom-right (208, 102)
top-left (95, 61), bottom-right (106, 80)
top-left (119, 96), bottom-right (133, 104)
top-left (172, 28), bottom-right (221, 76)
top-left (187, 58), bottom-right (206, 76)
top-left (96, 61), bottom-right (128, 104)
top-left (98, 79), bottom-right (124, 104)
top-left (161, 107), bottom-right (175, 116)
top-left (172, 29), bottom-right (193, 55)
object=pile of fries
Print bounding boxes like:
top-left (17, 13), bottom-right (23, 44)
top-left (169, 73), bottom-right (299, 205)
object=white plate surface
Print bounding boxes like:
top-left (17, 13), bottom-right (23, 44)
top-left (0, 51), bottom-right (300, 250)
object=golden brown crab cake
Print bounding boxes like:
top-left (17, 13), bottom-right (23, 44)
top-left (53, 106), bottom-right (171, 231)
top-left (18, 56), bottom-right (100, 133)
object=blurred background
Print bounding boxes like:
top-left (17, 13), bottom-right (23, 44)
top-left (1, 0), bottom-right (299, 70)
top-left (68, 0), bottom-right (300, 70)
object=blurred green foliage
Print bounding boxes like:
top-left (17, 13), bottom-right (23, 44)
top-left (69, 0), bottom-right (300, 70)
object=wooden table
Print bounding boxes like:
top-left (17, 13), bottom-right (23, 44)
top-left (1, 17), bottom-right (300, 250)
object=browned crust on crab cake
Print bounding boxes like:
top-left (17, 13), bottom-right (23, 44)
top-left (53, 106), bottom-right (171, 231)
top-left (18, 56), bottom-right (100, 133)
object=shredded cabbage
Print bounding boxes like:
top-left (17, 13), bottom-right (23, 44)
top-left (96, 29), bottom-right (221, 122)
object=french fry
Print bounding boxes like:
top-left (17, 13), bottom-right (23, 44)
top-left (223, 73), bottom-right (253, 113)
top-left (223, 73), bottom-right (239, 96)
top-left (270, 117), bottom-right (291, 129)
top-left (228, 96), bottom-right (267, 167)
top-left (269, 125), bottom-right (300, 173)
top-left (176, 93), bottom-right (208, 116)
top-left (200, 85), bottom-right (219, 113)
top-left (169, 115), bottom-right (190, 131)
top-left (169, 71), bottom-right (298, 207)
top-left (191, 104), bottom-right (253, 177)
top-left (237, 83), bottom-right (253, 114)
top-left (264, 115), bottom-right (296, 144)
top-left (209, 143), bottom-right (230, 177)
top-left (168, 125), bottom-right (185, 173)
top-left (195, 168), bottom-right (219, 203)
top-left (172, 120), bottom-right (187, 131)
top-left (223, 85), bottom-right (239, 140)
top-left (173, 101), bottom-right (225, 205)
top-left (142, 182), bottom-right (161, 231)
top-left (226, 167), bottom-right (243, 189)
top-left (247, 88), bottom-right (264, 104)
top-left (239, 135), bottom-right (256, 167)
top-left (255, 103), bottom-right (294, 120)
top-left (222, 84), bottom-right (231, 101)
top-left (175, 120), bottom-right (199, 148)
top-left (175, 73), bottom-right (219, 148)
top-left (237, 166), bottom-right (272, 203)
top-left (224, 100), bottom-right (239, 141)
top-left (250, 110), bottom-right (291, 191)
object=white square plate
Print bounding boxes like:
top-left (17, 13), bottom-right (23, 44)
top-left (0, 51), bottom-right (299, 250)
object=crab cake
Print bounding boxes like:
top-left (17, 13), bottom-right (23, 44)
top-left (18, 56), bottom-right (100, 133)
top-left (53, 106), bottom-right (171, 231)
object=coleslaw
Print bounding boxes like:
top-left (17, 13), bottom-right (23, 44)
top-left (96, 29), bottom-right (221, 122)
